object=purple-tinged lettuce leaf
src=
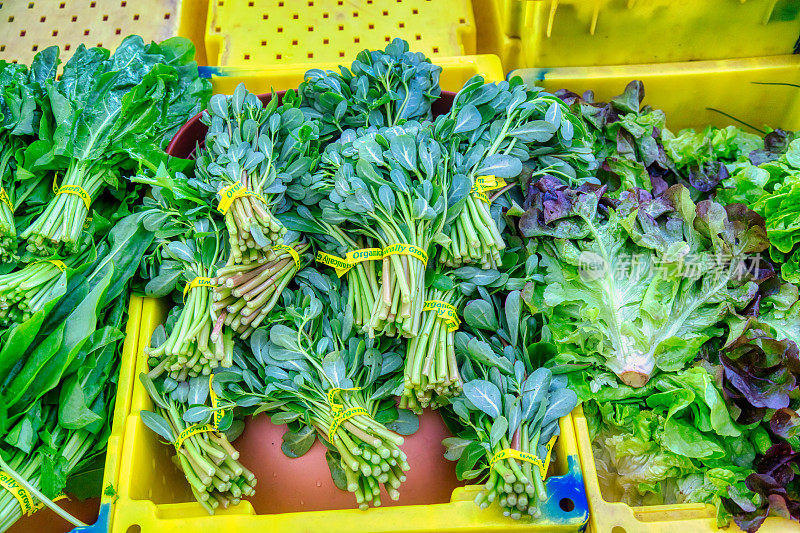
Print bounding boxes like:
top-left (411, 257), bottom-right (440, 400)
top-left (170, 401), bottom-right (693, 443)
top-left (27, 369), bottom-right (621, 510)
top-left (723, 442), bottom-right (800, 532)
top-left (521, 178), bottom-right (770, 388)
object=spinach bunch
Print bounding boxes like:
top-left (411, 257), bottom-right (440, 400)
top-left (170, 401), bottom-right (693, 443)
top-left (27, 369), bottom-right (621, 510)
top-left (0, 211), bottom-right (154, 531)
top-left (299, 38), bottom-right (441, 141)
top-left (0, 49), bottom-right (58, 260)
top-left (0, 294), bottom-right (124, 531)
top-left (315, 122), bottom-right (453, 337)
top-left (444, 291), bottom-right (577, 519)
top-left (195, 84), bottom-right (318, 264)
top-left (401, 257), bottom-right (522, 413)
top-left (219, 268), bottom-right (415, 509)
top-left (21, 36), bottom-right (210, 256)
top-left (437, 76), bottom-right (594, 269)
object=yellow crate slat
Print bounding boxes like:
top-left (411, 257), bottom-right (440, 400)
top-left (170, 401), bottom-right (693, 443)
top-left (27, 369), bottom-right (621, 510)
top-left (0, 0), bottom-right (193, 65)
top-left (511, 54), bottom-right (800, 132)
top-left (203, 0), bottom-right (476, 66)
top-left (200, 54), bottom-right (503, 94)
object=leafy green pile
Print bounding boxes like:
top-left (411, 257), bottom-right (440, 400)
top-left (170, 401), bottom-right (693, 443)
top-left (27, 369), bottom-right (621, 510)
top-left (438, 77), bottom-right (593, 268)
top-left (0, 37), bottom-right (209, 532)
top-left (511, 79), bottom-right (800, 529)
top-left (136, 39), bottom-right (590, 521)
top-left (718, 136), bottom-right (800, 284)
top-left (577, 367), bottom-right (762, 519)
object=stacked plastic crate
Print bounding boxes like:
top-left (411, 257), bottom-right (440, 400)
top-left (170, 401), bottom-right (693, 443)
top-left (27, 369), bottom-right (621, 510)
top-left (476, 0), bottom-right (800, 131)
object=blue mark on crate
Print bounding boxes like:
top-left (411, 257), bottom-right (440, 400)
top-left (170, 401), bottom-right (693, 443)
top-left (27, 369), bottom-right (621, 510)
top-left (507, 68), bottom-right (551, 82)
top-left (539, 455), bottom-right (590, 531)
top-left (198, 65), bottom-right (224, 78)
top-left (69, 502), bottom-right (109, 533)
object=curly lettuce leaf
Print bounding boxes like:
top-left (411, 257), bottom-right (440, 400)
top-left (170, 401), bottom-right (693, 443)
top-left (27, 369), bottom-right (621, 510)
top-left (521, 178), bottom-right (769, 388)
top-left (582, 367), bottom-right (756, 525)
top-left (719, 138), bottom-right (800, 284)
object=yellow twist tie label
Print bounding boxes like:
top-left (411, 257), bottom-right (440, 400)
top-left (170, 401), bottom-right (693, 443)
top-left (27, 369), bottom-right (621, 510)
top-left (216, 181), bottom-right (269, 214)
top-left (489, 436), bottom-right (558, 479)
top-left (209, 374), bottom-right (226, 431)
top-left (422, 300), bottom-right (460, 332)
top-left (36, 260), bottom-right (67, 273)
top-left (183, 276), bottom-right (215, 302)
top-left (317, 244), bottom-right (426, 275)
top-left (328, 407), bottom-right (370, 441)
top-left (316, 248), bottom-right (382, 277)
top-left (471, 175), bottom-right (508, 204)
top-left (174, 423), bottom-right (215, 451)
top-left (273, 244), bottom-right (301, 269)
top-left (47, 260), bottom-right (67, 273)
top-left (382, 243), bottom-right (428, 265)
top-left (53, 177), bottom-right (92, 211)
top-left (326, 386), bottom-right (362, 412)
top-left (0, 187), bottom-right (13, 212)
top-left (0, 471), bottom-right (38, 516)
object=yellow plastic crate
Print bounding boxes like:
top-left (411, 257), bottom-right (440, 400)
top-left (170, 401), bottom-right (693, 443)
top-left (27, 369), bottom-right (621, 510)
top-left (510, 54), bottom-right (800, 132)
top-left (572, 406), bottom-right (800, 533)
top-left (0, 0), bottom-right (206, 65)
top-left (108, 294), bottom-right (587, 532)
top-left (478, 0), bottom-right (800, 69)
top-left (198, 0), bottom-right (476, 67)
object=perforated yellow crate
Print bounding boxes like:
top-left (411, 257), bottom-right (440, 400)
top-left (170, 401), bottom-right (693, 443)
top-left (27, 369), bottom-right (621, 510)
top-left (511, 54), bottom-right (800, 132)
top-left (477, 0), bottom-right (800, 70)
top-left (571, 406), bottom-right (800, 533)
top-left (0, 0), bottom-right (207, 65)
top-left (201, 0), bottom-right (476, 66)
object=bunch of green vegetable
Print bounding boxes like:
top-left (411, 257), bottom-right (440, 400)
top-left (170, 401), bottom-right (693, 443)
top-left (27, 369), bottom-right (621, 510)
top-left (213, 241), bottom-right (309, 339)
top-left (442, 290), bottom-right (577, 519)
top-left (195, 84), bottom-right (318, 264)
top-left (139, 365), bottom-right (254, 514)
top-left (436, 76), bottom-right (594, 268)
top-left (225, 269), bottom-right (416, 509)
top-left (21, 36), bottom-right (208, 256)
top-left (0, 303), bottom-right (122, 532)
top-left (0, 249), bottom-right (92, 327)
top-left (0, 210), bottom-right (156, 531)
top-left (400, 259), bottom-right (527, 412)
top-left (280, 204), bottom-right (381, 333)
top-left (0, 53), bottom-right (54, 261)
top-left (315, 122), bottom-right (452, 337)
